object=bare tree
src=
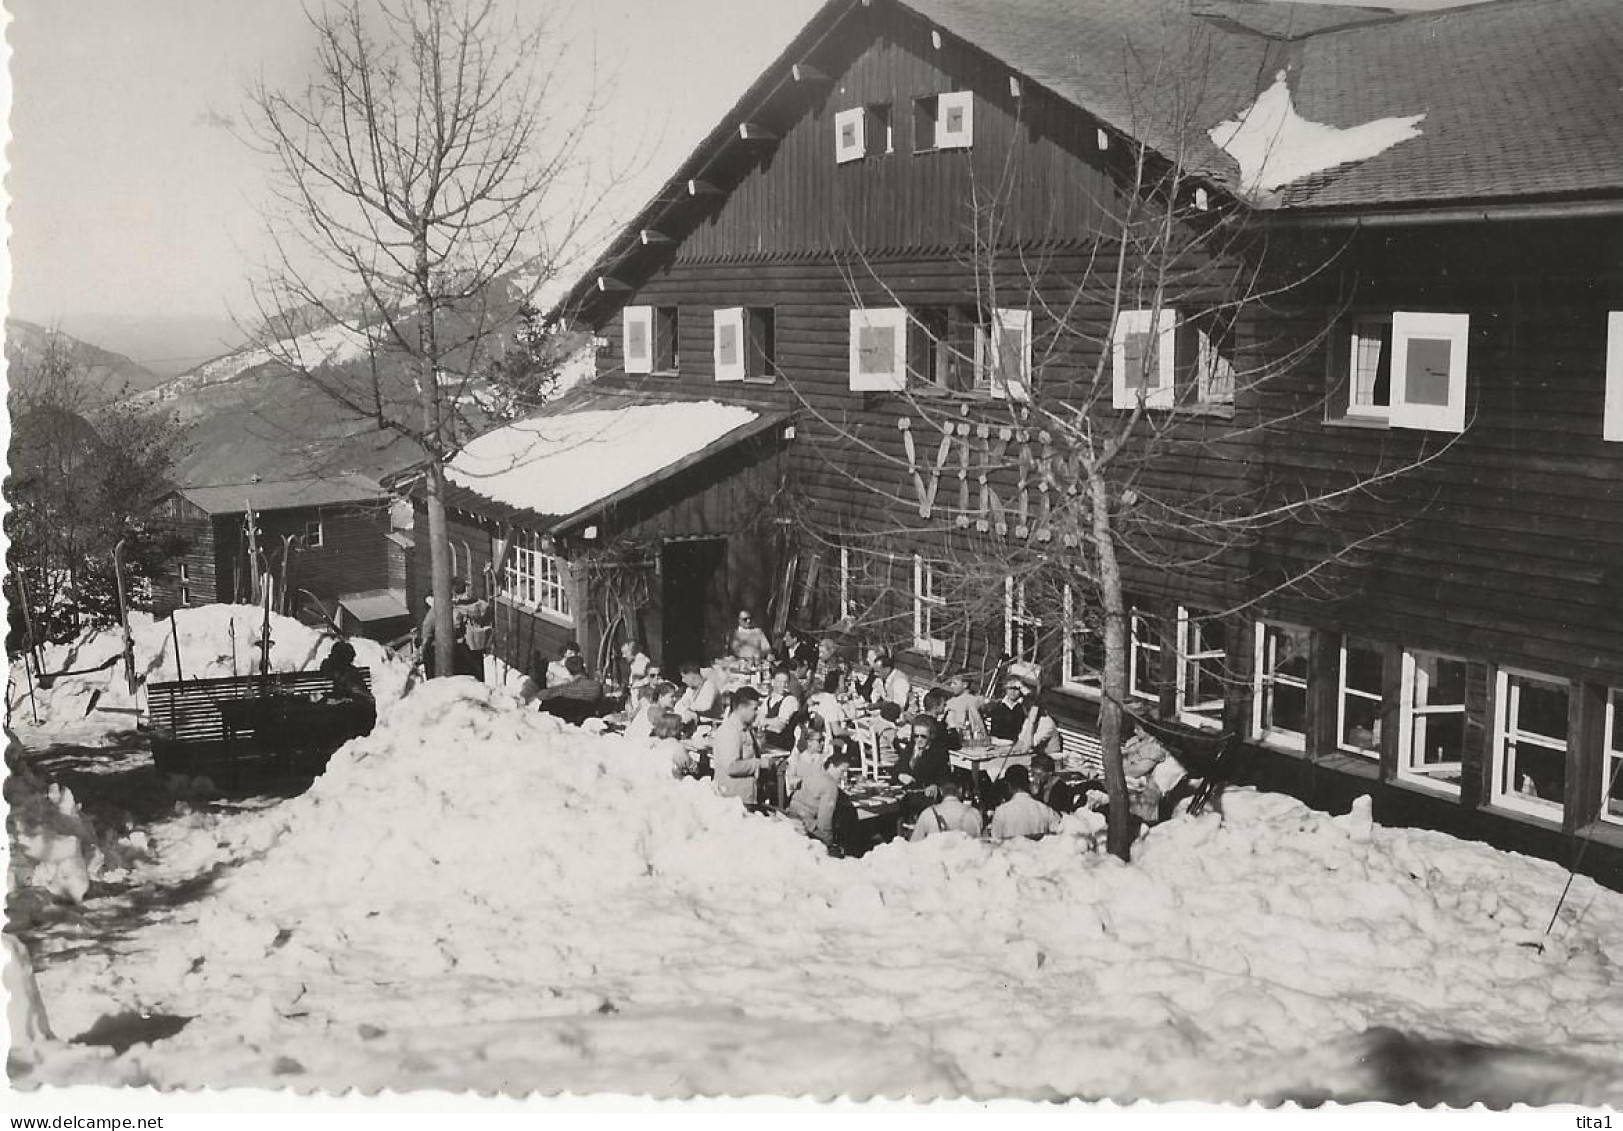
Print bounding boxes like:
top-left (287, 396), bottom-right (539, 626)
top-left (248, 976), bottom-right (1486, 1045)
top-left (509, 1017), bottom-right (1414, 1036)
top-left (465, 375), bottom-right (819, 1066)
top-left (789, 29), bottom-right (1461, 860)
top-left (244, 0), bottom-right (611, 676)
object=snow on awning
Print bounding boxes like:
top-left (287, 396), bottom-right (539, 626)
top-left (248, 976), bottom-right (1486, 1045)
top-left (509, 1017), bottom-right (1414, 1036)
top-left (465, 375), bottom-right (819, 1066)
top-left (445, 400), bottom-right (774, 528)
top-left (337, 589), bottom-right (410, 623)
top-left (1209, 73), bottom-right (1425, 201)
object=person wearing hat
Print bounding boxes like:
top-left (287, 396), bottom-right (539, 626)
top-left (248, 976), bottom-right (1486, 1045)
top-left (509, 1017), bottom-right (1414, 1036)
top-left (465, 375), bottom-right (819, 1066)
top-left (985, 663), bottom-right (1057, 756)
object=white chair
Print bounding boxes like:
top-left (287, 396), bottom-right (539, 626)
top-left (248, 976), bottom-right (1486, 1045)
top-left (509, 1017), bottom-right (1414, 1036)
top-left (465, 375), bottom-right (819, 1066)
top-left (852, 725), bottom-right (884, 781)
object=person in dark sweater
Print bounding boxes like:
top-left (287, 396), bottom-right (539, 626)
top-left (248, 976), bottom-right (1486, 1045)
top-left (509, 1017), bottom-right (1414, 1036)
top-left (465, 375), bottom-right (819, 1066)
top-left (896, 713), bottom-right (952, 794)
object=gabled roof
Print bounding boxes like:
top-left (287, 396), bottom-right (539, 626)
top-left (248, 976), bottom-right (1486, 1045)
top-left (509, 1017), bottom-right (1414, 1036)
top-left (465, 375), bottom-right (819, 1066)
top-left (171, 473), bottom-right (386, 516)
top-left (553, 0), bottom-right (1623, 320)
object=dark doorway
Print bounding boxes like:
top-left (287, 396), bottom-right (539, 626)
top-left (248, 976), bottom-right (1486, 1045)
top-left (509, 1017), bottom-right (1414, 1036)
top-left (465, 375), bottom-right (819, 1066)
top-left (660, 537), bottom-right (728, 668)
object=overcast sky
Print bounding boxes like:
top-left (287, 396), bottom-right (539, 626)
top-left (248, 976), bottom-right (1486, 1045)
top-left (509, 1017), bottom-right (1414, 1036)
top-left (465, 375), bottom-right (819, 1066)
top-left (2, 0), bottom-right (1478, 333)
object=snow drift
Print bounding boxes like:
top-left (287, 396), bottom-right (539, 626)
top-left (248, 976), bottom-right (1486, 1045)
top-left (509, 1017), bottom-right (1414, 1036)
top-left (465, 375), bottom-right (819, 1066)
top-left (18, 680), bottom-right (1623, 1102)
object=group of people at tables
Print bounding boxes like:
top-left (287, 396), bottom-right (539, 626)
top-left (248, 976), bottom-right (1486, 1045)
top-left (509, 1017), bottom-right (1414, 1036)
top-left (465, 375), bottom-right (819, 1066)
top-left (591, 609), bottom-right (1100, 855)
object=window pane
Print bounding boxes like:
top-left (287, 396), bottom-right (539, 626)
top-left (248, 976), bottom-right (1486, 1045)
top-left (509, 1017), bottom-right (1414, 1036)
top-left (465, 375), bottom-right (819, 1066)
top-left (1345, 640), bottom-right (1383, 696)
top-left (1405, 337), bottom-right (1453, 406)
top-left (626, 320), bottom-right (648, 357)
top-left (1352, 321), bottom-right (1392, 408)
top-left (1410, 711), bottom-right (1464, 780)
top-left (717, 323), bottom-right (739, 367)
top-left (1268, 681), bottom-right (1309, 735)
top-left (841, 120), bottom-right (859, 148)
top-left (1612, 694), bottom-right (1623, 750)
top-left (1515, 677), bottom-right (1569, 742)
top-left (1342, 693), bottom-right (1382, 753)
top-left (1414, 653), bottom-right (1466, 708)
top-left (1508, 739), bottom-right (1567, 807)
top-left (1269, 624), bottom-right (1312, 681)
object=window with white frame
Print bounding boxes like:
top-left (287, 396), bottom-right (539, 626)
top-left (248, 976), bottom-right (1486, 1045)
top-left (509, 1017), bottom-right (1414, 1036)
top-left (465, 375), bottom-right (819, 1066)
top-left (1397, 649), bottom-right (1467, 794)
top-left (1190, 312), bottom-right (1237, 406)
top-left (714, 307), bottom-right (775, 382)
top-left (1004, 577), bottom-right (1042, 664)
top-left (1491, 668), bottom-right (1569, 820)
top-left (1253, 622), bottom-right (1311, 749)
top-left (1338, 637), bottom-right (1385, 758)
top-left (850, 307), bottom-right (908, 391)
top-left (910, 306), bottom-right (974, 390)
top-left (504, 530), bottom-right (573, 623)
top-left (623, 305), bottom-right (654, 375)
top-left (1129, 608), bottom-right (1163, 703)
top-left (1603, 689), bottom-right (1623, 825)
top-left (303, 519), bottom-right (324, 548)
top-left (1111, 308), bottom-right (1177, 409)
top-left (912, 553), bottom-right (946, 658)
top-left (177, 563), bottom-right (191, 606)
top-left (1061, 586), bottom-right (1102, 697)
top-left (1177, 607), bottom-right (1226, 729)
top-left (1605, 311), bottom-right (1623, 442)
top-left (1331, 311), bottom-right (1469, 432)
top-left (913, 91), bottom-right (973, 151)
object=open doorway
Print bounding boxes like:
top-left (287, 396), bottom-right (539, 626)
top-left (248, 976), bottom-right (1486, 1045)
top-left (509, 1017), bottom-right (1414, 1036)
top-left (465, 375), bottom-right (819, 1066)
top-left (660, 537), bottom-right (728, 669)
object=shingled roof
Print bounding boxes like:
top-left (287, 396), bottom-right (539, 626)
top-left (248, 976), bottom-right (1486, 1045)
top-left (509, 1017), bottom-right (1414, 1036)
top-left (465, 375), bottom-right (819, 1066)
top-left (553, 0), bottom-right (1623, 318)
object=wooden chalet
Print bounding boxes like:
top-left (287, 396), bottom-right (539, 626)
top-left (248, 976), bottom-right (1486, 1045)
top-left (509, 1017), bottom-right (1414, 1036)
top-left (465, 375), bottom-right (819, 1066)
top-left (150, 473), bottom-right (409, 641)
top-left (525, 0), bottom-right (1623, 880)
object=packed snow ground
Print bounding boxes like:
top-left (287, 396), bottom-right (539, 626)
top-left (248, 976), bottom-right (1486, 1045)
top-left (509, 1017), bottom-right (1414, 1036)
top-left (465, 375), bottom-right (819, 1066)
top-left (11, 676), bottom-right (1623, 1103)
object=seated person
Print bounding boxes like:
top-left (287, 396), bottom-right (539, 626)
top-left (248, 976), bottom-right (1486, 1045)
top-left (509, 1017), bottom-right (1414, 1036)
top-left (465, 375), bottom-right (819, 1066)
top-left (787, 745), bottom-right (857, 848)
top-left (920, 688), bottom-right (963, 751)
top-left (674, 661), bottom-right (725, 724)
top-left (1029, 751), bottom-right (1082, 815)
top-left (983, 667), bottom-right (1058, 755)
top-left (318, 640), bottom-right (373, 704)
top-left (895, 714), bottom-right (952, 794)
top-left (866, 699), bottom-right (905, 768)
top-left (811, 637), bottom-right (848, 693)
top-left (806, 668), bottom-right (851, 738)
top-left (910, 777), bottom-right (984, 841)
top-left (870, 651), bottom-right (911, 709)
top-left (989, 765), bottom-right (1061, 841)
top-left (650, 711), bottom-right (698, 779)
top-left (728, 609), bottom-right (773, 662)
top-left (536, 655), bottom-right (605, 718)
top-left (1122, 732), bottom-right (1184, 824)
top-left (625, 680), bottom-right (680, 742)
top-left (759, 665), bottom-right (803, 752)
top-left (711, 687), bottom-right (765, 801)
top-left (546, 640), bottom-right (583, 687)
top-left (619, 638), bottom-right (655, 702)
top-left (775, 626), bottom-right (819, 673)
top-left (943, 674), bottom-right (989, 742)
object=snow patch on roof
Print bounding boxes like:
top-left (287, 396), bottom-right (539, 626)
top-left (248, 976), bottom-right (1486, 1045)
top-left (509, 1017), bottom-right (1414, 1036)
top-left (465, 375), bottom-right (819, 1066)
top-left (447, 400), bottom-right (761, 519)
top-left (1210, 73), bottom-right (1425, 198)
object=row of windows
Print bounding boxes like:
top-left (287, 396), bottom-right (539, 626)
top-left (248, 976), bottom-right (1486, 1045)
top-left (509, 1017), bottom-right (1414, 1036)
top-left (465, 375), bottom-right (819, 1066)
top-left (623, 303), bottom-right (1623, 440)
top-left (852, 553), bottom-right (1621, 828)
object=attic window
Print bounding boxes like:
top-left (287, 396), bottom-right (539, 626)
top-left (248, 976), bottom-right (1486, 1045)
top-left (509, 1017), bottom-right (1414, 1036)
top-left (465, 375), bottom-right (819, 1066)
top-left (835, 104), bottom-right (893, 163)
top-left (913, 91), bottom-right (973, 152)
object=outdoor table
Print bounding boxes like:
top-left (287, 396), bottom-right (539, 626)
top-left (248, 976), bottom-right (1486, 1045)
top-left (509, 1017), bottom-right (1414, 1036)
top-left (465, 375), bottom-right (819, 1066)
top-left (843, 779), bottom-right (908, 852)
top-left (951, 741), bottom-right (1029, 807)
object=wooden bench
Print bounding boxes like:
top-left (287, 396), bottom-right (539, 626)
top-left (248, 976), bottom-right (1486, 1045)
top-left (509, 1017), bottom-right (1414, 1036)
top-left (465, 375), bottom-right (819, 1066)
top-left (147, 669), bottom-right (374, 779)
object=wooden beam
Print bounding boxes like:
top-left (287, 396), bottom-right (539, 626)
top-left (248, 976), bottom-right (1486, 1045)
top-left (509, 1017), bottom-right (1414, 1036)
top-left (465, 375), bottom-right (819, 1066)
top-left (791, 63), bottom-right (830, 84)
top-left (639, 230), bottom-right (674, 246)
top-left (737, 122), bottom-right (777, 142)
top-left (687, 179), bottom-right (722, 197)
top-left (1009, 76), bottom-right (1023, 99)
top-left (595, 276), bottom-right (631, 293)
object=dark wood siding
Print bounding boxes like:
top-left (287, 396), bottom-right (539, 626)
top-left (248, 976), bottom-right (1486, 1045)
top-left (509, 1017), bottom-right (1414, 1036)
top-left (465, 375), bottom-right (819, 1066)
top-left (149, 495), bottom-right (216, 616)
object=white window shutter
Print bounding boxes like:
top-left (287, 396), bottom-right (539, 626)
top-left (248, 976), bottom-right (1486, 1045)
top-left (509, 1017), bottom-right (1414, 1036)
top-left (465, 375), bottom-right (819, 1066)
top-left (935, 91), bottom-right (974, 149)
top-left (1111, 308), bottom-right (1174, 409)
top-left (1605, 311), bottom-right (1623, 442)
top-left (990, 308), bottom-right (1032, 401)
top-left (834, 107), bottom-right (866, 164)
top-left (1003, 576), bottom-right (1015, 654)
top-left (849, 307), bottom-right (908, 391)
top-left (1390, 311), bottom-right (1469, 433)
top-left (622, 305), bottom-right (653, 375)
top-left (713, 307), bottom-right (746, 382)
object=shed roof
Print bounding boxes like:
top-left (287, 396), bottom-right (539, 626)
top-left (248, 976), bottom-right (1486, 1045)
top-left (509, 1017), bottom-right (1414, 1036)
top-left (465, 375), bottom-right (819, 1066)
top-left (173, 473), bottom-right (386, 516)
top-left (441, 392), bottom-right (787, 532)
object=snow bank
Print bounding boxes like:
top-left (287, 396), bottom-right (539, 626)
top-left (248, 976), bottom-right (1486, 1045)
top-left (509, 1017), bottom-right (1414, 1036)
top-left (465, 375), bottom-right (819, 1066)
top-left (447, 401), bottom-right (759, 518)
top-left (1210, 73), bottom-right (1425, 198)
top-left (6, 604), bottom-right (411, 738)
top-left (21, 683), bottom-right (1623, 1102)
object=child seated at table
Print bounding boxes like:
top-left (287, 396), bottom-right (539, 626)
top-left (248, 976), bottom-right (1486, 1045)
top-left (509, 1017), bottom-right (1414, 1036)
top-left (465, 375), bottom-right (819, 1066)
top-left (650, 711), bottom-right (697, 779)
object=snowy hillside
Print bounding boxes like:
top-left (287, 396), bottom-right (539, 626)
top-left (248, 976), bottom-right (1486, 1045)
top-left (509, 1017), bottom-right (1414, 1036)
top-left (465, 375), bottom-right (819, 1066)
top-left (13, 678), bottom-right (1623, 1103)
